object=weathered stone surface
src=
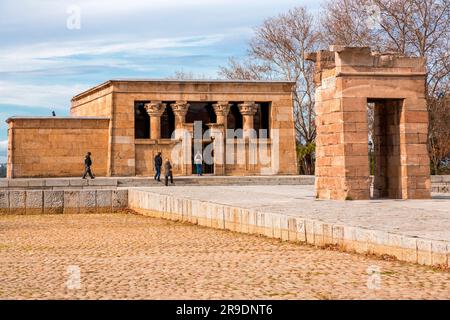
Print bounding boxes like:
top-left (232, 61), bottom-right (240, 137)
top-left (64, 190), bottom-right (80, 214)
top-left (28, 180), bottom-right (45, 188)
top-left (417, 239), bottom-right (432, 266)
top-left (43, 191), bottom-right (64, 214)
top-left (8, 180), bottom-right (28, 188)
top-left (431, 241), bottom-right (448, 266)
top-left (5, 118), bottom-right (109, 178)
top-left (25, 190), bottom-right (43, 214)
top-left (96, 190), bottom-right (112, 213)
top-left (46, 180), bottom-right (70, 187)
top-left (112, 190), bottom-right (128, 212)
top-left (80, 190), bottom-right (96, 213)
top-left (0, 180), bottom-right (8, 188)
top-left (9, 190), bottom-right (26, 214)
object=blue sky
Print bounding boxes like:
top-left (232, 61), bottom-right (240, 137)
top-left (0, 0), bottom-right (320, 163)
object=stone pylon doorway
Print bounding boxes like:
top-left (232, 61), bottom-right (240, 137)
top-left (307, 46), bottom-right (431, 200)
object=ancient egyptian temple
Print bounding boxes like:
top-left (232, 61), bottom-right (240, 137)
top-left (6, 80), bottom-right (298, 178)
top-left (307, 46), bottom-right (431, 200)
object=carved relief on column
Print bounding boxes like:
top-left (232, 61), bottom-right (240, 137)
top-left (144, 101), bottom-right (166, 117)
top-left (144, 101), bottom-right (166, 139)
top-left (170, 101), bottom-right (190, 129)
top-left (238, 101), bottom-right (259, 138)
top-left (212, 101), bottom-right (231, 127)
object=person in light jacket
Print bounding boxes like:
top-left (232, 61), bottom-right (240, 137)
top-left (194, 151), bottom-right (203, 176)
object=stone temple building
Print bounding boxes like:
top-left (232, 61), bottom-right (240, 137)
top-left (6, 80), bottom-right (298, 178)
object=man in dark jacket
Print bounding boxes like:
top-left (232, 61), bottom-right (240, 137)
top-left (164, 158), bottom-right (173, 186)
top-left (154, 152), bottom-right (162, 182)
top-left (82, 152), bottom-right (95, 179)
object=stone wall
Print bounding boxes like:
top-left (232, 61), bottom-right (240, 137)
top-left (135, 139), bottom-right (183, 176)
top-left (6, 117), bottom-right (110, 178)
top-left (431, 175), bottom-right (450, 193)
top-left (0, 189), bottom-right (127, 214)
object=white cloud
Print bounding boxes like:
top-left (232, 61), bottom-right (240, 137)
top-left (0, 33), bottom-right (227, 74)
top-left (0, 140), bottom-right (7, 161)
top-left (0, 81), bottom-right (86, 109)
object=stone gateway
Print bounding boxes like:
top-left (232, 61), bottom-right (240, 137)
top-left (306, 46), bottom-right (431, 200)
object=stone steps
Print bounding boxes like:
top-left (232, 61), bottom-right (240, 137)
top-left (0, 175), bottom-right (315, 190)
top-left (1, 175), bottom-right (448, 192)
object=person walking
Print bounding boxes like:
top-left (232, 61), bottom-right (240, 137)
top-left (194, 150), bottom-right (203, 176)
top-left (154, 152), bottom-right (162, 182)
top-left (164, 158), bottom-right (174, 186)
top-left (82, 152), bottom-right (95, 179)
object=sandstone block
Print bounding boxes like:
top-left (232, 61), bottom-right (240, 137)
top-left (96, 190), bottom-right (112, 213)
top-left (25, 190), bottom-right (43, 214)
top-left (112, 190), bottom-right (128, 212)
top-left (8, 180), bottom-right (29, 188)
top-left (0, 191), bottom-right (9, 214)
top-left (431, 241), bottom-right (448, 267)
top-left (79, 190), bottom-right (96, 213)
top-left (9, 190), bottom-right (26, 214)
top-left (416, 239), bottom-right (432, 265)
top-left (64, 190), bottom-right (80, 214)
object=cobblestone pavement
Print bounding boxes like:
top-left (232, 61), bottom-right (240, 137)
top-left (0, 214), bottom-right (448, 300)
top-left (135, 185), bottom-right (450, 242)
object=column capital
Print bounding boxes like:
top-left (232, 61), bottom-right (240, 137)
top-left (212, 101), bottom-right (231, 116)
top-left (144, 101), bottom-right (166, 117)
top-left (238, 101), bottom-right (259, 116)
top-left (171, 101), bottom-right (190, 116)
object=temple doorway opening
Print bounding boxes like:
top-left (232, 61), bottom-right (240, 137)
top-left (368, 99), bottom-right (403, 199)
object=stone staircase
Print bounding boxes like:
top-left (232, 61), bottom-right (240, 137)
top-left (0, 175), bottom-right (316, 190)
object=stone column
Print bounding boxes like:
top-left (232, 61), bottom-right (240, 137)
top-left (171, 101), bottom-right (190, 130)
top-left (238, 101), bottom-right (258, 138)
top-left (211, 102), bottom-right (230, 175)
top-left (144, 101), bottom-right (166, 140)
top-left (212, 101), bottom-right (231, 128)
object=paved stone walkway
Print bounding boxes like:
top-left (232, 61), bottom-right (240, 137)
top-left (0, 214), bottom-right (448, 299)
top-left (135, 185), bottom-right (450, 242)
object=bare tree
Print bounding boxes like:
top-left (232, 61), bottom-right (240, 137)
top-left (322, 0), bottom-right (450, 173)
top-left (219, 7), bottom-right (321, 174)
top-left (429, 95), bottom-right (450, 174)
